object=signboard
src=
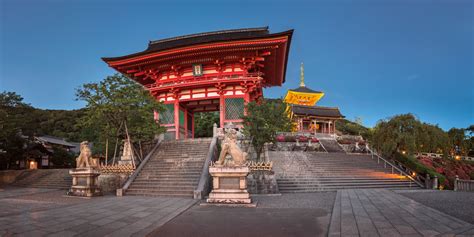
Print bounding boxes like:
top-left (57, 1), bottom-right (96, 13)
top-left (192, 64), bottom-right (203, 76)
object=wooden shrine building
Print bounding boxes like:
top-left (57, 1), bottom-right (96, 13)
top-left (284, 63), bottom-right (344, 134)
top-left (103, 27), bottom-right (293, 139)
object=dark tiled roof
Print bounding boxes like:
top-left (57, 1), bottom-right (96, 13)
top-left (289, 86), bottom-right (323, 94)
top-left (147, 27), bottom-right (269, 52)
top-left (291, 105), bottom-right (344, 118)
top-left (36, 135), bottom-right (76, 147)
top-left (102, 27), bottom-right (279, 62)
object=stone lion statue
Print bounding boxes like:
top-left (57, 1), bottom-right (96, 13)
top-left (76, 141), bottom-right (92, 168)
top-left (216, 128), bottom-right (248, 166)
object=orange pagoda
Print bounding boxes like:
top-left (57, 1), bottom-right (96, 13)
top-left (103, 27), bottom-right (293, 139)
top-left (284, 63), bottom-right (344, 134)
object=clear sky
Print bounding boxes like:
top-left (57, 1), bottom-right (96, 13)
top-left (1, 0), bottom-right (472, 130)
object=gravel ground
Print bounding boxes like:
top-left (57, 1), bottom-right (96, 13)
top-left (398, 190), bottom-right (474, 224)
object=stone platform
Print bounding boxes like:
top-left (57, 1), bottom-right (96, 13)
top-left (68, 168), bottom-right (102, 197)
top-left (206, 166), bottom-right (252, 205)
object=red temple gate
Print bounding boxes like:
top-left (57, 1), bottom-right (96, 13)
top-left (103, 27), bottom-right (293, 139)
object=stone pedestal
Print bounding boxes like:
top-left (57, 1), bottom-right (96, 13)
top-left (69, 168), bottom-right (102, 197)
top-left (207, 166), bottom-right (252, 204)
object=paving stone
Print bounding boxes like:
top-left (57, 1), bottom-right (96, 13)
top-left (46, 230), bottom-right (78, 237)
top-left (327, 189), bottom-right (474, 237)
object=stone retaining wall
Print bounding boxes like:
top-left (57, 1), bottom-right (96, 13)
top-left (246, 170), bottom-right (279, 194)
top-left (0, 170), bottom-right (26, 185)
top-left (98, 173), bottom-right (129, 193)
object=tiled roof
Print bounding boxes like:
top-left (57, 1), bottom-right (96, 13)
top-left (291, 104), bottom-right (344, 118)
top-left (36, 135), bottom-right (76, 147)
top-left (289, 86), bottom-right (323, 94)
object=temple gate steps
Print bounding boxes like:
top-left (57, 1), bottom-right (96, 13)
top-left (126, 138), bottom-right (212, 197)
top-left (318, 139), bottom-right (345, 153)
top-left (271, 151), bottom-right (421, 192)
top-left (11, 169), bottom-right (72, 190)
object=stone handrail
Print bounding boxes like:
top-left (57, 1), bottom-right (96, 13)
top-left (454, 176), bottom-right (474, 192)
top-left (194, 136), bottom-right (219, 199)
top-left (117, 139), bottom-right (163, 196)
top-left (367, 147), bottom-right (425, 188)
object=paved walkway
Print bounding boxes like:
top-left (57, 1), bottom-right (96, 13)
top-left (149, 192), bottom-right (336, 237)
top-left (0, 188), bottom-right (196, 237)
top-left (328, 189), bottom-right (474, 237)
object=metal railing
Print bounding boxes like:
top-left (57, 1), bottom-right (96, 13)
top-left (194, 136), bottom-right (219, 199)
top-left (454, 176), bottom-right (474, 192)
top-left (367, 147), bottom-right (425, 188)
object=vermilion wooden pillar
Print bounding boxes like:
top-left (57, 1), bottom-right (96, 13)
top-left (174, 100), bottom-right (179, 140)
top-left (243, 92), bottom-right (250, 116)
top-left (219, 95), bottom-right (225, 128)
top-left (184, 107), bottom-right (188, 139)
top-left (191, 112), bottom-right (195, 139)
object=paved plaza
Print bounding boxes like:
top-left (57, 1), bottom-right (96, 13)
top-left (0, 187), bottom-right (473, 236)
top-left (0, 188), bottom-right (196, 237)
top-left (329, 189), bottom-right (474, 237)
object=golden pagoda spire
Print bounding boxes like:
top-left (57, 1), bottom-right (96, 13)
top-left (300, 62), bottom-right (305, 87)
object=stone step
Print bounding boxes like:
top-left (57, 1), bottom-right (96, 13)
top-left (278, 181), bottom-right (414, 187)
top-left (126, 188), bottom-right (194, 197)
top-left (279, 186), bottom-right (421, 192)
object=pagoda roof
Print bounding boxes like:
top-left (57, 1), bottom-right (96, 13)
top-left (290, 104), bottom-right (344, 118)
top-left (289, 86), bottom-right (323, 94)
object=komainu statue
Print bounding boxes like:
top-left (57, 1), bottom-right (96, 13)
top-left (215, 128), bottom-right (248, 166)
top-left (76, 141), bottom-right (92, 168)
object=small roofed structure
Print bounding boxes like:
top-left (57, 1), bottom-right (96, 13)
top-left (284, 63), bottom-right (344, 134)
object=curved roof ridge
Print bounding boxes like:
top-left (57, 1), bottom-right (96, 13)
top-left (289, 86), bottom-right (323, 94)
top-left (149, 26), bottom-right (269, 45)
top-left (292, 104), bottom-right (341, 110)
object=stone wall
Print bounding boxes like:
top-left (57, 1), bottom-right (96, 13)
top-left (0, 170), bottom-right (26, 185)
top-left (98, 174), bottom-right (129, 193)
top-left (246, 170), bottom-right (279, 194)
top-left (270, 142), bottom-right (324, 152)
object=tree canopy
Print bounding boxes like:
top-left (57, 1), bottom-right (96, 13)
top-left (76, 74), bottom-right (165, 154)
top-left (242, 100), bottom-right (292, 161)
top-left (194, 112), bottom-right (219, 138)
top-left (369, 113), bottom-right (467, 157)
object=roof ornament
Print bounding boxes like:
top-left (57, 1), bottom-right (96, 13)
top-left (300, 62), bottom-right (305, 87)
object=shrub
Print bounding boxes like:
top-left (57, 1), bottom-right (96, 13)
top-left (297, 135), bottom-right (308, 142)
top-left (284, 136), bottom-right (296, 142)
top-left (276, 134), bottom-right (285, 142)
top-left (393, 152), bottom-right (446, 185)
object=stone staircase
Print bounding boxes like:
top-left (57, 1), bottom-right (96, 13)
top-left (272, 152), bottom-right (420, 192)
top-left (319, 139), bottom-right (345, 153)
top-left (12, 169), bottom-right (72, 189)
top-left (126, 138), bottom-right (212, 197)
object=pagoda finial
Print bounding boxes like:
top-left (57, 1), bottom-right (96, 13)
top-left (300, 62), bottom-right (305, 87)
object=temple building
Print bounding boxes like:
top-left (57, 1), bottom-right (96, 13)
top-left (103, 27), bottom-right (293, 139)
top-left (284, 63), bottom-right (344, 134)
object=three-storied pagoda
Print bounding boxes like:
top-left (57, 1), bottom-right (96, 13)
top-left (284, 63), bottom-right (344, 134)
top-left (103, 27), bottom-right (293, 139)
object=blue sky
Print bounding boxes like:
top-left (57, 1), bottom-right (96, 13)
top-left (1, 0), bottom-right (472, 130)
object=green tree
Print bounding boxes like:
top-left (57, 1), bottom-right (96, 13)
top-left (0, 91), bottom-right (32, 169)
top-left (336, 119), bottom-right (372, 139)
top-left (50, 147), bottom-right (75, 168)
top-left (370, 114), bottom-right (421, 156)
top-left (448, 128), bottom-right (468, 155)
top-left (194, 112), bottom-right (219, 138)
top-left (242, 100), bottom-right (292, 161)
top-left (76, 74), bottom-right (165, 155)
